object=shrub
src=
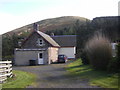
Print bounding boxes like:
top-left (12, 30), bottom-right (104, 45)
top-left (116, 43), bottom-right (120, 65)
top-left (107, 57), bottom-right (118, 73)
top-left (117, 43), bottom-right (120, 72)
top-left (85, 32), bottom-right (112, 70)
top-left (81, 49), bottom-right (89, 65)
top-left (108, 43), bottom-right (120, 72)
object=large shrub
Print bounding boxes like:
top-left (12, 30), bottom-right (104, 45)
top-left (107, 57), bottom-right (118, 73)
top-left (117, 43), bottom-right (120, 65)
top-left (107, 43), bottom-right (120, 72)
top-left (117, 43), bottom-right (120, 72)
top-left (85, 32), bottom-right (112, 70)
top-left (81, 49), bottom-right (89, 65)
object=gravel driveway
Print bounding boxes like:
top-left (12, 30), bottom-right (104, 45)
top-left (13, 62), bottom-right (101, 88)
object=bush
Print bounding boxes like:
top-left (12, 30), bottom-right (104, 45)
top-left (107, 57), bottom-right (118, 73)
top-left (85, 32), bottom-right (112, 70)
top-left (116, 43), bottom-right (120, 65)
top-left (108, 43), bottom-right (120, 72)
top-left (81, 50), bottom-right (89, 65)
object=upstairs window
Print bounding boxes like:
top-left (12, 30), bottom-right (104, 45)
top-left (36, 38), bottom-right (44, 46)
top-left (39, 39), bottom-right (43, 45)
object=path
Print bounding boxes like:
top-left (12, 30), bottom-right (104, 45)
top-left (13, 62), bottom-right (101, 88)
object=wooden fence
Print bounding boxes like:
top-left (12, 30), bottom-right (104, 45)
top-left (0, 61), bottom-right (12, 83)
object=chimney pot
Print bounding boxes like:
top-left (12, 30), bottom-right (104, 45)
top-left (50, 33), bottom-right (54, 36)
top-left (33, 23), bottom-right (39, 31)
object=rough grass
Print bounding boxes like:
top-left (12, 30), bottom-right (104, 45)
top-left (2, 70), bottom-right (36, 89)
top-left (66, 59), bottom-right (119, 89)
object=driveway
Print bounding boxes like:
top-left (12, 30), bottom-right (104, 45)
top-left (13, 62), bottom-right (100, 88)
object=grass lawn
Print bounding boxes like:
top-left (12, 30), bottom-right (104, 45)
top-left (2, 70), bottom-right (36, 89)
top-left (66, 59), bottom-right (119, 89)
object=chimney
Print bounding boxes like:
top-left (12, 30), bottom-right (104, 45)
top-left (33, 23), bottom-right (39, 31)
top-left (50, 33), bottom-right (54, 36)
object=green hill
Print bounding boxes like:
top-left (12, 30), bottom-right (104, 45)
top-left (3, 16), bottom-right (89, 36)
top-left (2, 16), bottom-right (119, 59)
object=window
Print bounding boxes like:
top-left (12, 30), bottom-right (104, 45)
top-left (39, 40), bottom-right (42, 45)
top-left (39, 53), bottom-right (43, 58)
top-left (36, 38), bottom-right (44, 46)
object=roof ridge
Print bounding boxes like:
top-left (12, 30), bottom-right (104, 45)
top-left (51, 35), bottom-right (76, 37)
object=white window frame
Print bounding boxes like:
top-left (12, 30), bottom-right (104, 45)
top-left (36, 38), bottom-right (44, 46)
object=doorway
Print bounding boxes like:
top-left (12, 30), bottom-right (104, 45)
top-left (38, 52), bottom-right (44, 64)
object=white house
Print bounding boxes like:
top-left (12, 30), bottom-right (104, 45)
top-left (51, 35), bottom-right (76, 59)
top-left (14, 23), bottom-right (76, 65)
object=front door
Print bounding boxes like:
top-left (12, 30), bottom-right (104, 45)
top-left (38, 52), bottom-right (44, 64)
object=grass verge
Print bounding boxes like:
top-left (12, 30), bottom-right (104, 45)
top-left (2, 70), bottom-right (36, 89)
top-left (66, 59), bottom-right (119, 88)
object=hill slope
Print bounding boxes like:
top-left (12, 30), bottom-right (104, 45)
top-left (4, 16), bottom-right (89, 36)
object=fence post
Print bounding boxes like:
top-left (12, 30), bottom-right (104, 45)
top-left (0, 61), bottom-right (12, 83)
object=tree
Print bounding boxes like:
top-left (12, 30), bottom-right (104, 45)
top-left (2, 33), bottom-right (19, 59)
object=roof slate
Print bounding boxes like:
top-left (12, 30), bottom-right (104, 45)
top-left (51, 35), bottom-right (76, 47)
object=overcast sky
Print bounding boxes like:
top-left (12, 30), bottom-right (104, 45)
top-left (0, 0), bottom-right (119, 34)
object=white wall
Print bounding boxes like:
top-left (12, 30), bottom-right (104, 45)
top-left (58, 47), bottom-right (76, 59)
top-left (48, 47), bottom-right (59, 64)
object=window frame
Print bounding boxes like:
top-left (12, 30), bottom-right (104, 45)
top-left (36, 38), bottom-right (44, 46)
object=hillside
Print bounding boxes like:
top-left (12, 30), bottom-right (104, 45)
top-left (3, 16), bottom-right (89, 36)
top-left (2, 16), bottom-right (119, 59)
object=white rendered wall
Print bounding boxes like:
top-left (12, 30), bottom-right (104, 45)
top-left (58, 47), bottom-right (76, 59)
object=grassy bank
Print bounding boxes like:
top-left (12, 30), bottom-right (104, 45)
top-left (66, 59), bottom-right (119, 88)
top-left (2, 70), bottom-right (36, 88)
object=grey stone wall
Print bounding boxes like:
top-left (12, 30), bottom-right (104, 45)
top-left (22, 32), bottom-right (51, 49)
top-left (14, 50), bottom-right (48, 65)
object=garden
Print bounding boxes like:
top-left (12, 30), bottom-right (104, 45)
top-left (67, 32), bottom-right (119, 89)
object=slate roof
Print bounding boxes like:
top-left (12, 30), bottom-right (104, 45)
top-left (37, 31), bottom-right (60, 47)
top-left (22, 30), bottom-right (76, 47)
top-left (22, 31), bottom-right (60, 47)
top-left (51, 35), bottom-right (76, 47)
